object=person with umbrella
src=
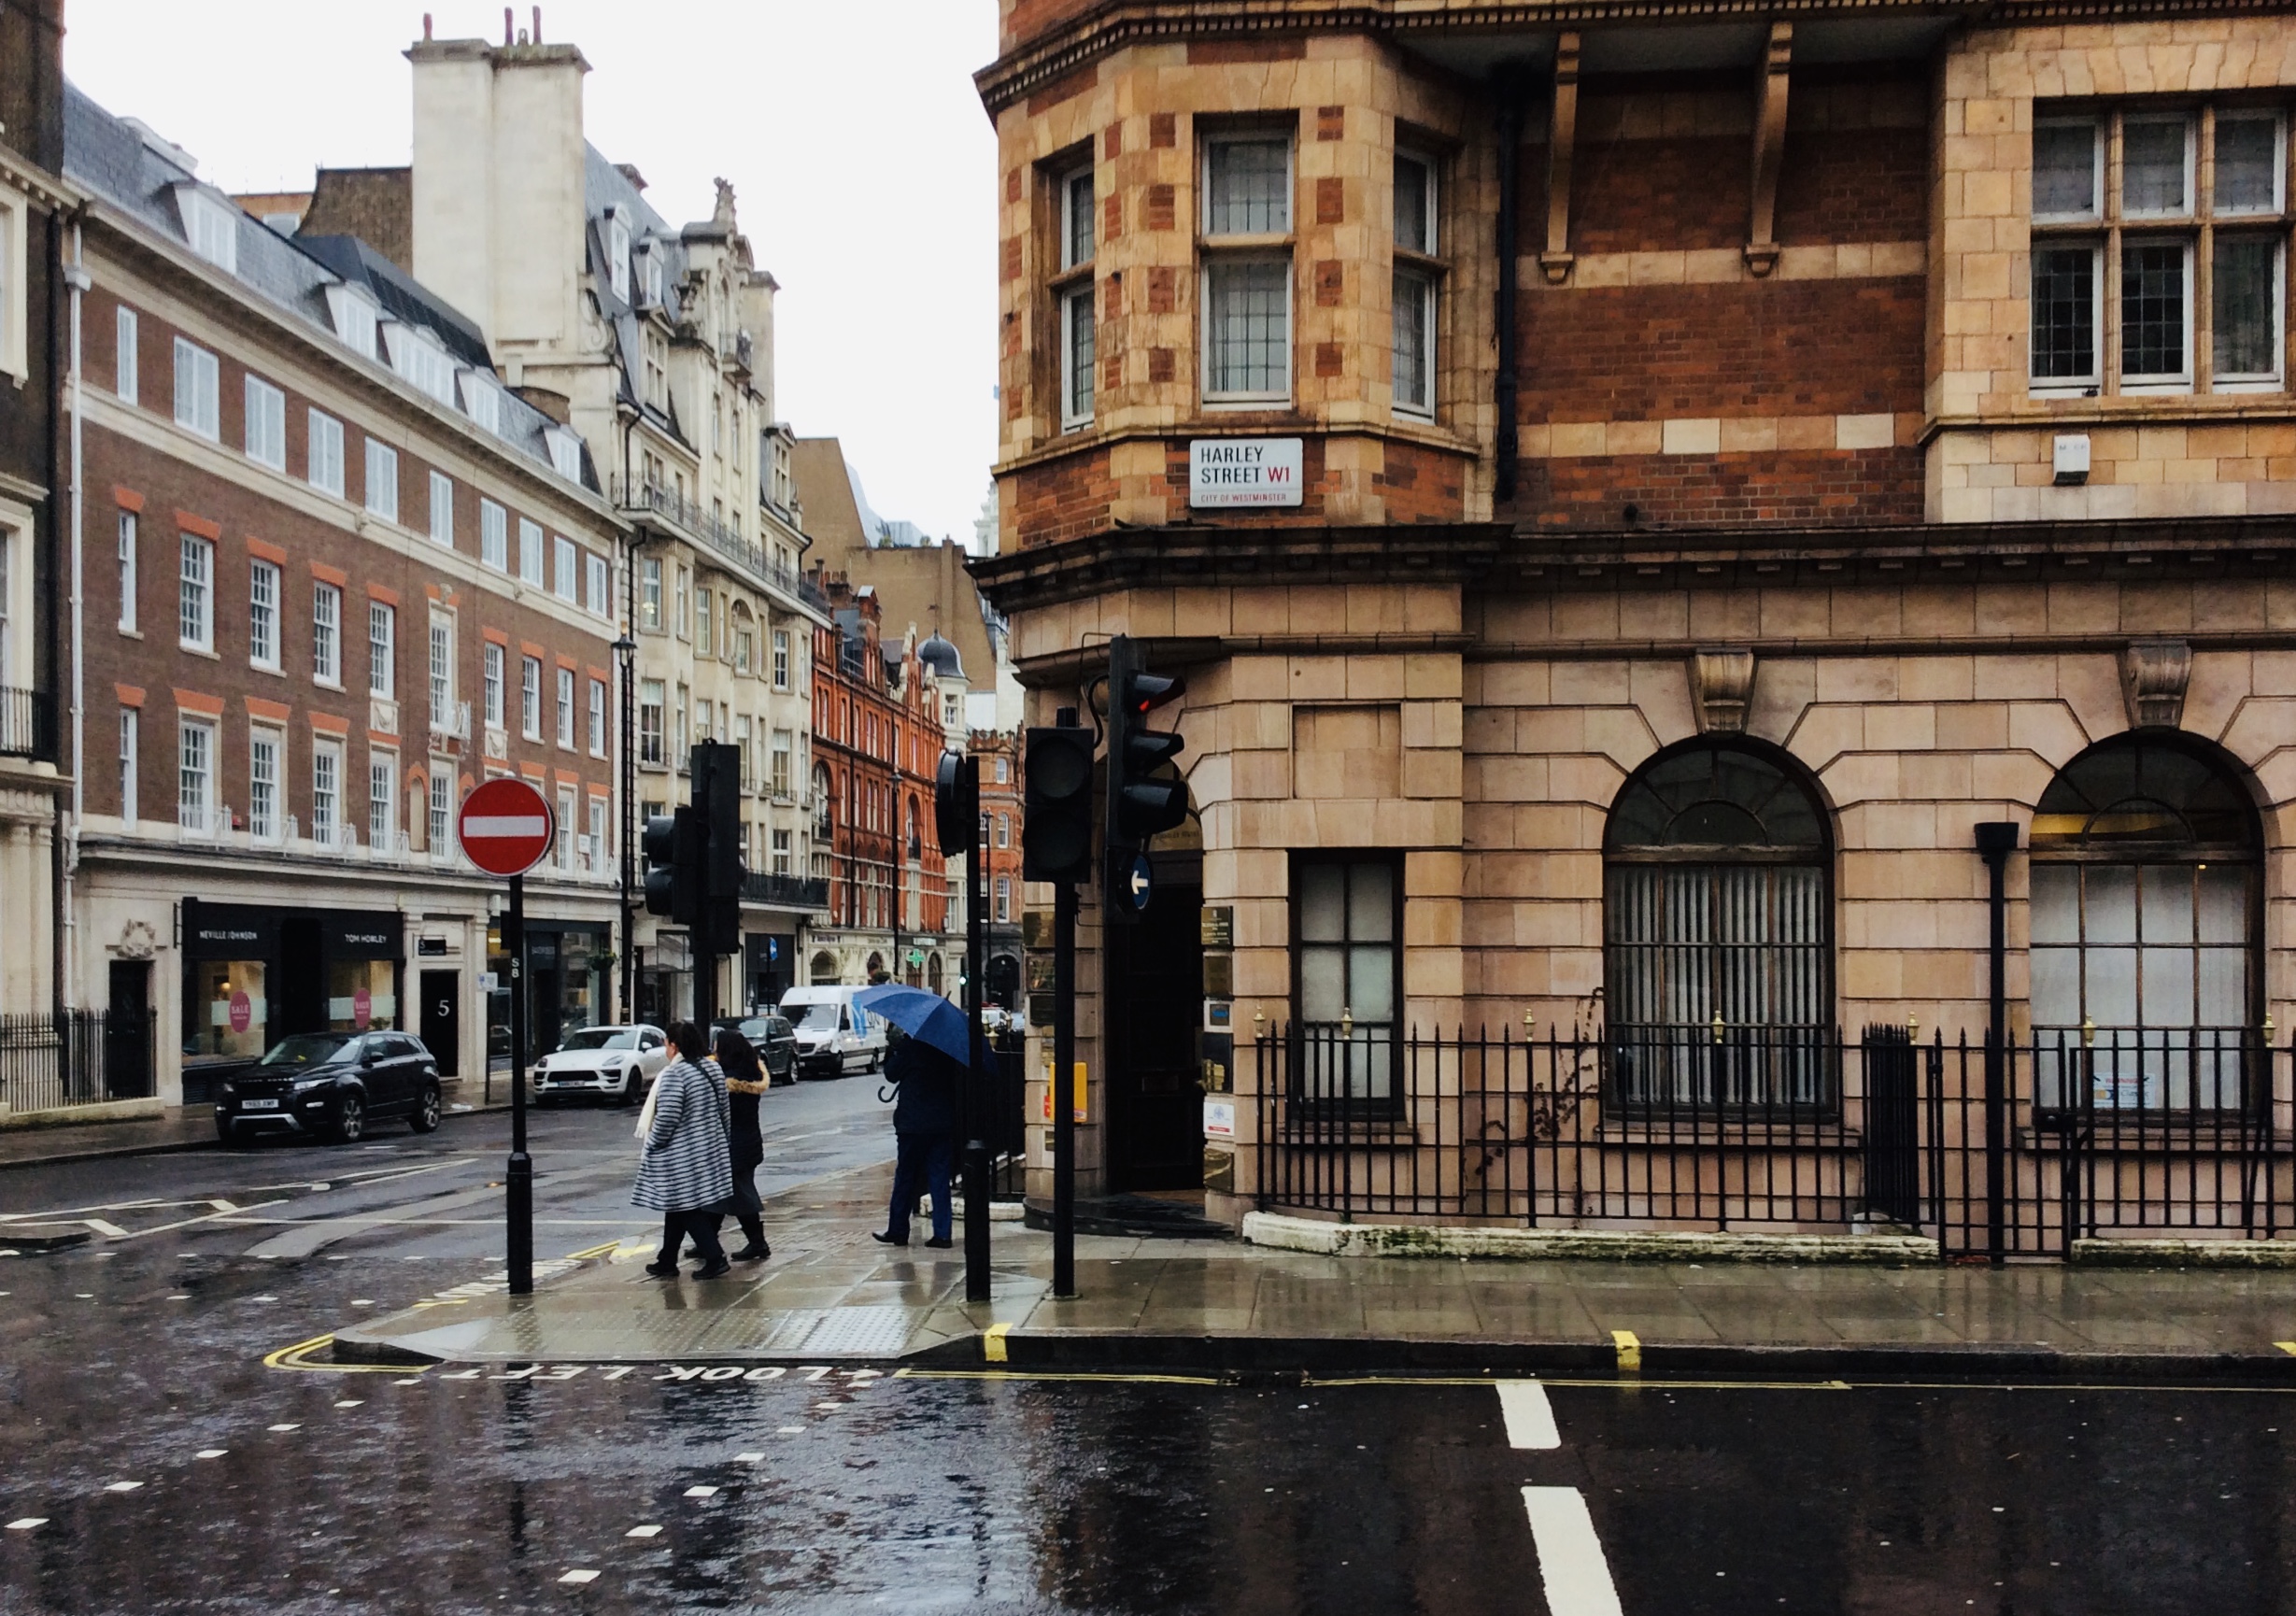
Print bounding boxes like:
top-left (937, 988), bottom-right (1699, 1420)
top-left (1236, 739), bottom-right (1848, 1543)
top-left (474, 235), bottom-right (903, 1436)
top-left (855, 985), bottom-right (970, 1251)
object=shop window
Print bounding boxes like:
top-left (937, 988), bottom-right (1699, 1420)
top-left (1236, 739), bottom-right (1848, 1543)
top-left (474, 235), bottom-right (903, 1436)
top-left (2030, 735), bottom-right (2261, 1111)
top-left (1604, 741), bottom-right (1833, 1113)
top-left (191, 959), bottom-right (267, 1058)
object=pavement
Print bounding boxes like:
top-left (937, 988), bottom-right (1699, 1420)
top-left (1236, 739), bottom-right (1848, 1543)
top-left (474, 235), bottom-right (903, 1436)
top-left (334, 1158), bottom-right (2296, 1381)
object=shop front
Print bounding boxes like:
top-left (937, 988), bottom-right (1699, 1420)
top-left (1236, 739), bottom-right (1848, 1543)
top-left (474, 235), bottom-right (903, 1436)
top-left (744, 932), bottom-right (796, 1014)
top-left (180, 900), bottom-right (404, 1102)
top-left (488, 918), bottom-right (610, 1059)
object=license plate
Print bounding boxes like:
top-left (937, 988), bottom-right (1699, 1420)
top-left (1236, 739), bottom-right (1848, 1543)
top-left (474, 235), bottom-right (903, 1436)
top-left (241, 1098), bottom-right (279, 1111)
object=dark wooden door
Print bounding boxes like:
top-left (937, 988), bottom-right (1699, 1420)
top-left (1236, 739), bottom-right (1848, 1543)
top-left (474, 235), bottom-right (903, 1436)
top-left (419, 971), bottom-right (461, 1078)
top-left (1105, 858), bottom-right (1205, 1192)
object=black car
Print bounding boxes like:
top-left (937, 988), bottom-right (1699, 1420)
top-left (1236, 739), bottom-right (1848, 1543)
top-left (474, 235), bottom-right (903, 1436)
top-left (714, 1014), bottom-right (799, 1086)
top-left (215, 1031), bottom-right (444, 1144)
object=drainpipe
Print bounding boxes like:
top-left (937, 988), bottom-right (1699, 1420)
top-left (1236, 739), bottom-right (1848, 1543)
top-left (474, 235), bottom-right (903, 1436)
top-left (1975, 820), bottom-right (2020, 1264)
top-left (1493, 73), bottom-right (1525, 507)
top-left (62, 219), bottom-right (89, 1011)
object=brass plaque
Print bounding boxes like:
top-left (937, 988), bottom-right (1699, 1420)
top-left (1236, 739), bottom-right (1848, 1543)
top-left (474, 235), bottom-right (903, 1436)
top-left (1202, 1147), bottom-right (1235, 1193)
top-left (1027, 992), bottom-right (1055, 1029)
top-left (1022, 910), bottom-right (1049, 949)
top-left (1026, 954), bottom-right (1056, 992)
top-left (1199, 906), bottom-right (1234, 948)
top-left (1200, 953), bottom-right (1234, 997)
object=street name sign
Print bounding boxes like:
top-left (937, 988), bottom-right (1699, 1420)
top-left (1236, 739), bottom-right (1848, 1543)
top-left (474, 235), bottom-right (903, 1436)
top-left (457, 778), bottom-right (555, 878)
top-left (1189, 438), bottom-right (1303, 508)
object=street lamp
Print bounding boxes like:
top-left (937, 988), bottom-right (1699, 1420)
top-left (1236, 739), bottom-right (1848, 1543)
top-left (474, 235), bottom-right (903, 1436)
top-left (614, 632), bottom-right (638, 1023)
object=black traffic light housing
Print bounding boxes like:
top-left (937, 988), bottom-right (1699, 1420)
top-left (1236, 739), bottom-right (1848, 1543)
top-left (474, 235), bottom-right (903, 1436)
top-left (693, 741), bottom-right (744, 958)
top-left (642, 807), bottom-right (703, 926)
top-left (1104, 634), bottom-right (1188, 921)
top-left (934, 749), bottom-right (973, 857)
top-left (1023, 718), bottom-right (1095, 886)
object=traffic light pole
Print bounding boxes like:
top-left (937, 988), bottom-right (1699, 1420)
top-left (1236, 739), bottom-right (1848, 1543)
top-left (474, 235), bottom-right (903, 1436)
top-left (960, 757), bottom-right (991, 1304)
top-left (506, 872), bottom-right (533, 1296)
top-left (1052, 875), bottom-right (1077, 1298)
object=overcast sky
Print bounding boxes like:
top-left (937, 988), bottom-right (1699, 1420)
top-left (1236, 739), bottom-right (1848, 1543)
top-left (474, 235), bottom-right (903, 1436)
top-left (63, 1), bottom-right (1001, 548)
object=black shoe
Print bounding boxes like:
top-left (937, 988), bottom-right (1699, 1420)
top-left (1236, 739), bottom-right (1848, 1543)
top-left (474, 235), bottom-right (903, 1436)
top-left (644, 1260), bottom-right (679, 1279)
top-left (923, 1237), bottom-right (954, 1250)
top-left (871, 1231), bottom-right (908, 1247)
top-left (691, 1258), bottom-right (731, 1281)
top-left (730, 1243), bottom-right (770, 1263)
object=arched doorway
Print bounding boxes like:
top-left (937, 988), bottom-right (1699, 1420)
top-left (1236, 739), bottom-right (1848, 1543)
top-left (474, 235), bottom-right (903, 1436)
top-left (2029, 733), bottom-right (2261, 1111)
top-left (1605, 739), bottom-right (1833, 1111)
top-left (809, 950), bottom-right (839, 985)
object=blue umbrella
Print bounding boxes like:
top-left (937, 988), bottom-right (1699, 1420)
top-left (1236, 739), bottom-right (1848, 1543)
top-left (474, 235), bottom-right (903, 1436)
top-left (852, 985), bottom-right (972, 1066)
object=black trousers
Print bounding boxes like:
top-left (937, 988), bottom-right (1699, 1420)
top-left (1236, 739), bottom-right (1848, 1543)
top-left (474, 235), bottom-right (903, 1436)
top-left (658, 1207), bottom-right (726, 1267)
top-left (730, 1155), bottom-right (764, 1249)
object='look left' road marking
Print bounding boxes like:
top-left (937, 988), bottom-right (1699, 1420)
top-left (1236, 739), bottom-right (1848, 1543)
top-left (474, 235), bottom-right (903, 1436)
top-left (1496, 1380), bottom-right (1561, 1450)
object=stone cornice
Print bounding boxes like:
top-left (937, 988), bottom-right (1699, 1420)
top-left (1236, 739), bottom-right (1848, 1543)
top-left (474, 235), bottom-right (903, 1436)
top-left (976, 0), bottom-right (2296, 115)
top-left (969, 514), bottom-right (2295, 610)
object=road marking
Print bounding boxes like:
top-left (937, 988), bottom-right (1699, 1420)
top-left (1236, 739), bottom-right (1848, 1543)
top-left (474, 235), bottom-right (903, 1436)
top-left (1611, 1329), bottom-right (1641, 1373)
top-left (558, 1569), bottom-right (600, 1585)
top-left (130, 1199), bottom-right (292, 1239)
top-left (2276, 1341), bottom-right (2296, 1355)
top-left (1522, 1487), bottom-right (1624, 1616)
top-left (776, 1426), bottom-right (802, 1434)
top-left (195, 1450), bottom-right (227, 1460)
top-left (103, 1481), bottom-right (143, 1493)
top-left (1497, 1380), bottom-right (1562, 1450)
top-left (5, 1519), bottom-right (46, 1531)
top-left (626, 1524), bottom-right (662, 1538)
top-left (267, 1424), bottom-right (302, 1433)
top-left (984, 1322), bottom-right (1013, 1363)
top-left (333, 1399), bottom-right (363, 1409)
top-left (733, 1452), bottom-right (765, 1462)
top-left (83, 1220), bottom-right (128, 1239)
top-left (683, 1485), bottom-right (718, 1499)
top-left (895, 1368), bottom-right (1226, 1387)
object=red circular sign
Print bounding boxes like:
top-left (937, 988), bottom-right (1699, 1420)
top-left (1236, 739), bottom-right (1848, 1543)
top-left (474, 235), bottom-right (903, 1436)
top-left (353, 988), bottom-right (373, 1030)
top-left (228, 990), bottom-right (251, 1034)
top-left (456, 778), bottom-right (556, 878)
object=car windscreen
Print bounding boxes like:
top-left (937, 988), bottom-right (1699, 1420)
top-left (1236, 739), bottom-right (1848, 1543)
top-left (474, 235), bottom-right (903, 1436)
top-left (560, 1028), bottom-right (636, 1051)
top-left (789, 1003), bottom-right (842, 1032)
top-left (734, 1020), bottom-right (774, 1041)
top-left (260, 1033), bottom-right (356, 1069)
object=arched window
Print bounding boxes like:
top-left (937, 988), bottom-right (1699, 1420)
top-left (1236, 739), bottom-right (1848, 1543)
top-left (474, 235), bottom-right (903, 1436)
top-left (809, 950), bottom-right (839, 985)
top-left (1605, 741), bottom-right (1833, 1110)
top-left (2030, 735), bottom-right (2260, 1111)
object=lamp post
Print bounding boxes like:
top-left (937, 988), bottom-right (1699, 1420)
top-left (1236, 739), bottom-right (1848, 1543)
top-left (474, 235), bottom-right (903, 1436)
top-left (614, 631), bottom-right (638, 1023)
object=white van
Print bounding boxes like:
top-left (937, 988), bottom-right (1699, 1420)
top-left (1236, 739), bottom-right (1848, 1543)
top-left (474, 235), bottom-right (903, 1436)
top-left (777, 985), bottom-right (886, 1079)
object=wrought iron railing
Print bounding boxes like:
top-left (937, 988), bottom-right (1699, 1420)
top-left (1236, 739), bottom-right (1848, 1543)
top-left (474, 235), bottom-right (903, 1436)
top-left (740, 872), bottom-right (829, 911)
top-left (0, 1009), bottom-right (156, 1113)
top-left (0, 687), bottom-right (56, 760)
top-left (610, 478), bottom-right (829, 612)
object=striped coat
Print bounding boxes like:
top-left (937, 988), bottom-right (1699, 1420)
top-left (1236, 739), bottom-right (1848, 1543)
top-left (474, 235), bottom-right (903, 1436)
top-left (631, 1056), bottom-right (733, 1212)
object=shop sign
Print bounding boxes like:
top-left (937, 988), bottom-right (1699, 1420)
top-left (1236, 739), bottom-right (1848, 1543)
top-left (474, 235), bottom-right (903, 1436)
top-left (353, 989), bottom-right (373, 1029)
top-left (324, 915), bottom-right (403, 958)
top-left (228, 991), bottom-right (252, 1035)
top-left (1188, 438), bottom-right (1303, 509)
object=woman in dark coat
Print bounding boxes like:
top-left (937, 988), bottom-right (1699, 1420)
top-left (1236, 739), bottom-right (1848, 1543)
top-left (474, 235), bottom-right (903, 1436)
top-left (716, 1026), bottom-right (772, 1263)
top-left (633, 1020), bottom-right (732, 1280)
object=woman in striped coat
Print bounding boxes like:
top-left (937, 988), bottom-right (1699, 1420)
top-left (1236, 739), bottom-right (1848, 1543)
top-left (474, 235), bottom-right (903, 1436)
top-left (634, 1020), bottom-right (734, 1280)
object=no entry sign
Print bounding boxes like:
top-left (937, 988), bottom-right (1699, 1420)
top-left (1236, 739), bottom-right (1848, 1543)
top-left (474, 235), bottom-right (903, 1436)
top-left (457, 777), bottom-right (555, 878)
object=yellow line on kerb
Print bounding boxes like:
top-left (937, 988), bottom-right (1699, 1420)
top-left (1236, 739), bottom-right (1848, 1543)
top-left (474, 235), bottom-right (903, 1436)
top-left (262, 1334), bottom-right (427, 1375)
top-left (896, 1367), bottom-right (1225, 1386)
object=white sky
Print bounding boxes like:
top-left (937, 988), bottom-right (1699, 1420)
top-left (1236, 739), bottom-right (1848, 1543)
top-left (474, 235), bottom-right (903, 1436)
top-left (62, 1), bottom-right (1001, 547)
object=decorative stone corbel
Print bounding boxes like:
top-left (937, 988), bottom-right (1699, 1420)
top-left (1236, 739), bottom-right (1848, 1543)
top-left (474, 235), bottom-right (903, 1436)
top-left (1744, 22), bottom-right (1792, 277)
top-left (1691, 648), bottom-right (1757, 734)
top-left (2122, 639), bottom-right (2193, 730)
top-left (114, 918), bottom-right (159, 959)
top-left (1539, 33), bottom-right (1580, 286)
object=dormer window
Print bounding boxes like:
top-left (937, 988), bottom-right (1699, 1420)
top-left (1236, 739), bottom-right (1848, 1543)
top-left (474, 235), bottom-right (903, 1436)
top-left (173, 185), bottom-right (238, 275)
top-left (606, 209), bottom-right (632, 301)
top-left (545, 427), bottom-right (584, 483)
top-left (324, 285), bottom-right (380, 361)
top-left (384, 322), bottom-right (457, 405)
top-left (459, 371), bottom-right (503, 435)
top-left (641, 245), bottom-right (664, 309)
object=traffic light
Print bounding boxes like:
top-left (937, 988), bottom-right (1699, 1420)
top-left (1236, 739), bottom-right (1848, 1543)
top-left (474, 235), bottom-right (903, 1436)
top-left (642, 807), bottom-right (703, 925)
top-left (693, 742), bottom-right (744, 957)
top-left (1104, 635), bottom-right (1188, 921)
top-left (1023, 719), bottom-right (1095, 886)
top-left (934, 749), bottom-right (973, 856)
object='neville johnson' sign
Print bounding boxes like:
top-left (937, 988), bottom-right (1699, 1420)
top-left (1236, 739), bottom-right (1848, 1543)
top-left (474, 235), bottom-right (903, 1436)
top-left (1188, 438), bottom-right (1304, 509)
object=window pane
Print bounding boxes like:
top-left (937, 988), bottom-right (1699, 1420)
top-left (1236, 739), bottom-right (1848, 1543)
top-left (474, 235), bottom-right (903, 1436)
top-left (2212, 236), bottom-right (2280, 377)
top-left (2199, 947), bottom-right (2249, 1025)
top-left (1300, 943), bottom-right (1346, 1022)
top-left (1065, 287), bottom-right (1095, 422)
top-left (2216, 116), bottom-right (2281, 213)
top-left (1348, 945), bottom-right (1395, 1021)
top-left (2033, 121), bottom-right (2100, 217)
top-left (2084, 864), bottom-right (2138, 943)
top-left (2196, 865), bottom-right (2247, 943)
top-left (1207, 260), bottom-right (1288, 395)
top-left (2119, 240), bottom-right (2186, 377)
top-left (2031, 248), bottom-right (2097, 380)
top-left (1065, 170), bottom-right (1094, 270)
top-left (2086, 945), bottom-right (2139, 1027)
top-left (2122, 118), bottom-right (2190, 214)
top-left (2031, 944), bottom-right (2082, 1028)
top-left (1299, 863), bottom-right (1345, 942)
top-left (2139, 865), bottom-right (2195, 942)
top-left (1392, 267), bottom-right (1431, 412)
top-left (2030, 864), bottom-right (2079, 944)
top-left (1347, 862), bottom-right (1394, 943)
top-left (2142, 945), bottom-right (2196, 1026)
top-left (1206, 139), bottom-right (1289, 234)
top-left (1394, 153), bottom-right (1431, 253)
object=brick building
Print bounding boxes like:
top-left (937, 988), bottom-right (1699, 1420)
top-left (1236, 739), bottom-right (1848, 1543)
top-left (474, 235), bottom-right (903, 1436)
top-left (805, 575), bottom-right (955, 991)
top-left (973, 727), bottom-right (1026, 1011)
top-left (62, 85), bottom-right (626, 1105)
top-left (973, 0), bottom-right (2296, 1229)
top-left (0, 0), bottom-right (71, 1028)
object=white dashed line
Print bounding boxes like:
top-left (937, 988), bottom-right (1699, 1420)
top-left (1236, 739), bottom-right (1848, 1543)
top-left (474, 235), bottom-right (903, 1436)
top-left (558, 1569), bottom-right (600, 1585)
top-left (1497, 1380), bottom-right (1562, 1450)
top-left (626, 1524), bottom-right (662, 1538)
top-left (103, 1481), bottom-right (143, 1493)
top-left (392, 1377), bottom-right (423, 1385)
top-left (683, 1485), bottom-right (718, 1499)
top-left (166, 1295), bottom-right (189, 1300)
top-left (5, 1518), bottom-right (47, 1531)
top-left (733, 1452), bottom-right (764, 1462)
top-left (334, 1399), bottom-right (364, 1409)
top-left (776, 1425), bottom-right (802, 1435)
top-left (250, 1296), bottom-right (278, 1303)
top-left (350, 1299), bottom-right (376, 1307)
top-left (1521, 1487), bottom-right (1624, 1616)
top-left (267, 1424), bottom-right (301, 1433)
top-left (195, 1450), bottom-right (227, 1460)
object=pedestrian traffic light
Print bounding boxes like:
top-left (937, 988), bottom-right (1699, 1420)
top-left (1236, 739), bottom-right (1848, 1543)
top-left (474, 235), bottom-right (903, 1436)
top-left (693, 741), bottom-right (744, 957)
top-left (642, 806), bottom-right (703, 925)
top-left (1104, 635), bottom-right (1188, 921)
top-left (1023, 719), bottom-right (1095, 886)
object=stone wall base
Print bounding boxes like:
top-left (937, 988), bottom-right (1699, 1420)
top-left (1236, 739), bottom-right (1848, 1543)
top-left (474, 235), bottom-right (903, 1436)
top-left (1240, 1210), bottom-right (1940, 1265)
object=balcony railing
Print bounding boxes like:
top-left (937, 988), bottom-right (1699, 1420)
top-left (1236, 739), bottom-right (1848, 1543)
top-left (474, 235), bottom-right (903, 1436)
top-left (0, 688), bottom-right (56, 760)
top-left (741, 872), bottom-right (829, 911)
top-left (611, 477), bottom-right (829, 613)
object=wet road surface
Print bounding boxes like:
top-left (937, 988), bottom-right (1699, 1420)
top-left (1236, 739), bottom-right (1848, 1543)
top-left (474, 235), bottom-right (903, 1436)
top-left (7, 1085), bottom-right (2296, 1612)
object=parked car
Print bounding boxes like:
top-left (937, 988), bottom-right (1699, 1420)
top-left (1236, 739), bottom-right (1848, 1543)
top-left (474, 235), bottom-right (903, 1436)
top-left (777, 986), bottom-right (887, 1080)
top-left (215, 1031), bottom-right (443, 1144)
top-left (714, 1014), bottom-right (800, 1086)
top-left (531, 1025), bottom-right (670, 1105)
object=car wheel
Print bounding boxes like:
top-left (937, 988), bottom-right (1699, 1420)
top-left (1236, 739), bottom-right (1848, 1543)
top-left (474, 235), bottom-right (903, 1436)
top-left (333, 1093), bottom-right (365, 1144)
top-left (619, 1068), bottom-right (642, 1105)
top-left (410, 1083), bottom-right (442, 1133)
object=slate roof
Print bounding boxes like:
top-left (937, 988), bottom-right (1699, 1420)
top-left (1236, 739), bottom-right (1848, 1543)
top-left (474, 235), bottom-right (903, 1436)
top-left (62, 82), bottom-right (592, 495)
